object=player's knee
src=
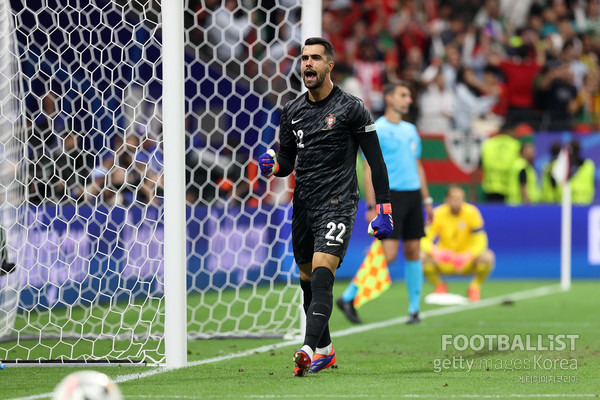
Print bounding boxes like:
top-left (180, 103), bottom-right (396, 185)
top-left (475, 250), bottom-right (495, 270)
top-left (403, 248), bottom-right (419, 261)
top-left (311, 267), bottom-right (334, 292)
top-left (298, 263), bottom-right (312, 281)
top-left (422, 253), bottom-right (435, 266)
top-left (422, 260), bottom-right (437, 274)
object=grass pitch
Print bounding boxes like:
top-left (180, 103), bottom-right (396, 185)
top-left (2, 280), bottom-right (599, 400)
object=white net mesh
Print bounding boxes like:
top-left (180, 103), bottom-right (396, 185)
top-left (184, 0), bottom-right (302, 338)
top-left (0, 0), bottom-right (302, 363)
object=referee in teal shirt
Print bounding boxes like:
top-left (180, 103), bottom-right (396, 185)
top-left (337, 81), bottom-right (433, 324)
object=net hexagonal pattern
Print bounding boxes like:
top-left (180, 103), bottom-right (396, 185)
top-left (0, 0), bottom-right (302, 363)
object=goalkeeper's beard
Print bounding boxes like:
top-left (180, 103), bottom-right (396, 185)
top-left (303, 70), bottom-right (326, 89)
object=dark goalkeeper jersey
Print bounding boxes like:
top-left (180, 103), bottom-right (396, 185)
top-left (277, 85), bottom-right (376, 210)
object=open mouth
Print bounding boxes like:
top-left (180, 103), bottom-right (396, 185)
top-left (304, 70), bottom-right (317, 82)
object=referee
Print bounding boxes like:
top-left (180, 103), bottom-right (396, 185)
top-left (337, 81), bottom-right (433, 325)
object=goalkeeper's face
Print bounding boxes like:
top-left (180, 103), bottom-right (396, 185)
top-left (446, 186), bottom-right (466, 215)
top-left (301, 45), bottom-right (333, 90)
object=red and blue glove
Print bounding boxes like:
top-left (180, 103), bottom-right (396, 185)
top-left (368, 203), bottom-right (393, 240)
top-left (258, 149), bottom-right (279, 177)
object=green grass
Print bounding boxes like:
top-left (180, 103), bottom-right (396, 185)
top-left (2, 280), bottom-right (599, 400)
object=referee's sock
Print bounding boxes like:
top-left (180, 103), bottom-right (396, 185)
top-left (341, 281), bottom-right (358, 302)
top-left (405, 259), bottom-right (423, 314)
top-left (303, 267), bottom-right (334, 352)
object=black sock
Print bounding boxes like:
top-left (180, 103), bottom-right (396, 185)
top-left (300, 279), bottom-right (311, 315)
top-left (303, 267), bottom-right (334, 351)
top-left (301, 277), bottom-right (331, 350)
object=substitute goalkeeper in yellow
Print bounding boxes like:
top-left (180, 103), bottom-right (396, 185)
top-left (258, 37), bottom-right (393, 377)
top-left (421, 186), bottom-right (495, 302)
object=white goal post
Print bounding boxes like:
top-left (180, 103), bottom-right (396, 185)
top-left (0, 0), bottom-right (311, 365)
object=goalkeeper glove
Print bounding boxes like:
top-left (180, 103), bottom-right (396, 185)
top-left (258, 149), bottom-right (279, 177)
top-left (368, 203), bottom-right (393, 240)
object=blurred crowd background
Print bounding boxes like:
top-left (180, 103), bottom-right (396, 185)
top-left (21, 0), bottom-right (600, 207)
top-left (195, 0), bottom-right (600, 205)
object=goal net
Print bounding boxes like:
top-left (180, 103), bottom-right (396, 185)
top-left (0, 0), bottom-right (302, 364)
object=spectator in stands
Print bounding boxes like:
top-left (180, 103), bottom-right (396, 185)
top-left (331, 62), bottom-right (364, 99)
top-left (534, 61), bottom-right (578, 131)
top-left (492, 27), bottom-right (544, 128)
top-left (483, 64), bottom-right (509, 124)
top-left (540, 3), bottom-right (560, 38)
top-left (439, 13), bottom-right (468, 47)
top-left (417, 64), bottom-right (455, 134)
top-left (86, 133), bottom-right (145, 206)
top-left (354, 37), bottom-right (386, 116)
top-left (463, 27), bottom-right (503, 78)
top-left (574, 71), bottom-right (600, 130)
top-left (473, 0), bottom-right (504, 43)
top-left (49, 131), bottom-right (93, 204)
top-left (203, 0), bottom-right (252, 62)
top-left (506, 141), bottom-right (540, 205)
top-left (28, 92), bottom-right (67, 204)
top-left (453, 66), bottom-right (498, 134)
top-left (561, 39), bottom-right (588, 91)
top-left (135, 137), bottom-right (164, 206)
top-left (500, 0), bottom-right (537, 30)
top-left (440, 45), bottom-right (462, 90)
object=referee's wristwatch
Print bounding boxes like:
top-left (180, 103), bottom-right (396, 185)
top-left (423, 197), bottom-right (433, 205)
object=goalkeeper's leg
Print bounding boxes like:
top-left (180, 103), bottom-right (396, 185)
top-left (468, 250), bottom-right (495, 302)
top-left (423, 253), bottom-right (447, 293)
top-left (301, 277), bottom-right (334, 372)
top-left (294, 256), bottom-right (337, 377)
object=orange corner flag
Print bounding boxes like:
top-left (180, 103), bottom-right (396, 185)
top-left (352, 240), bottom-right (391, 308)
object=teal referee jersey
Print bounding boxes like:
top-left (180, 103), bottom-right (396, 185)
top-left (374, 116), bottom-right (421, 191)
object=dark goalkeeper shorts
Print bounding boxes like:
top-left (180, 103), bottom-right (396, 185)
top-left (291, 204), bottom-right (357, 266)
top-left (389, 189), bottom-right (425, 241)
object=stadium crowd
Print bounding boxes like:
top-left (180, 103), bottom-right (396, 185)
top-left (26, 0), bottom-right (599, 206)
top-left (319, 0), bottom-right (600, 133)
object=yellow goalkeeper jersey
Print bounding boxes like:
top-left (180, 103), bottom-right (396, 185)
top-left (422, 203), bottom-right (487, 255)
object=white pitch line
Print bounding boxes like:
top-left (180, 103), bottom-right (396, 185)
top-left (6, 284), bottom-right (565, 400)
top-left (111, 393), bottom-right (600, 399)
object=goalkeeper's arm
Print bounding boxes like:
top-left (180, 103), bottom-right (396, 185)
top-left (467, 228), bottom-right (488, 257)
top-left (359, 131), bottom-right (393, 240)
top-left (357, 132), bottom-right (391, 205)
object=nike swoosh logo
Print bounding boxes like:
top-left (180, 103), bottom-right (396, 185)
top-left (326, 242), bottom-right (341, 246)
top-left (291, 118), bottom-right (302, 124)
top-left (312, 312), bottom-right (327, 317)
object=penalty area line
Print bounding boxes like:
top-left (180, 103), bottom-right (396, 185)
top-left (6, 284), bottom-right (563, 400)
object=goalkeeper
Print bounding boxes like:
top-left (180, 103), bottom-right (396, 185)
top-left (258, 37), bottom-right (393, 377)
top-left (421, 186), bottom-right (494, 302)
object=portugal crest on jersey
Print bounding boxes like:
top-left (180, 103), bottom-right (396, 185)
top-left (325, 114), bottom-right (336, 130)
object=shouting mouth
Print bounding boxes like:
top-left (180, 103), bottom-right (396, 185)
top-left (304, 70), bottom-right (317, 84)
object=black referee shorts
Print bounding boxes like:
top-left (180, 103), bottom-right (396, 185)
top-left (291, 204), bottom-right (357, 266)
top-left (389, 189), bottom-right (425, 241)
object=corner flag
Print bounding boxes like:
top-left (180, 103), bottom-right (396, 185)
top-left (352, 240), bottom-right (391, 308)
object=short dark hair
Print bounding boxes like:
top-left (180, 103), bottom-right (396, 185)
top-left (304, 37), bottom-right (335, 61)
top-left (445, 184), bottom-right (465, 198)
top-left (383, 81), bottom-right (410, 97)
